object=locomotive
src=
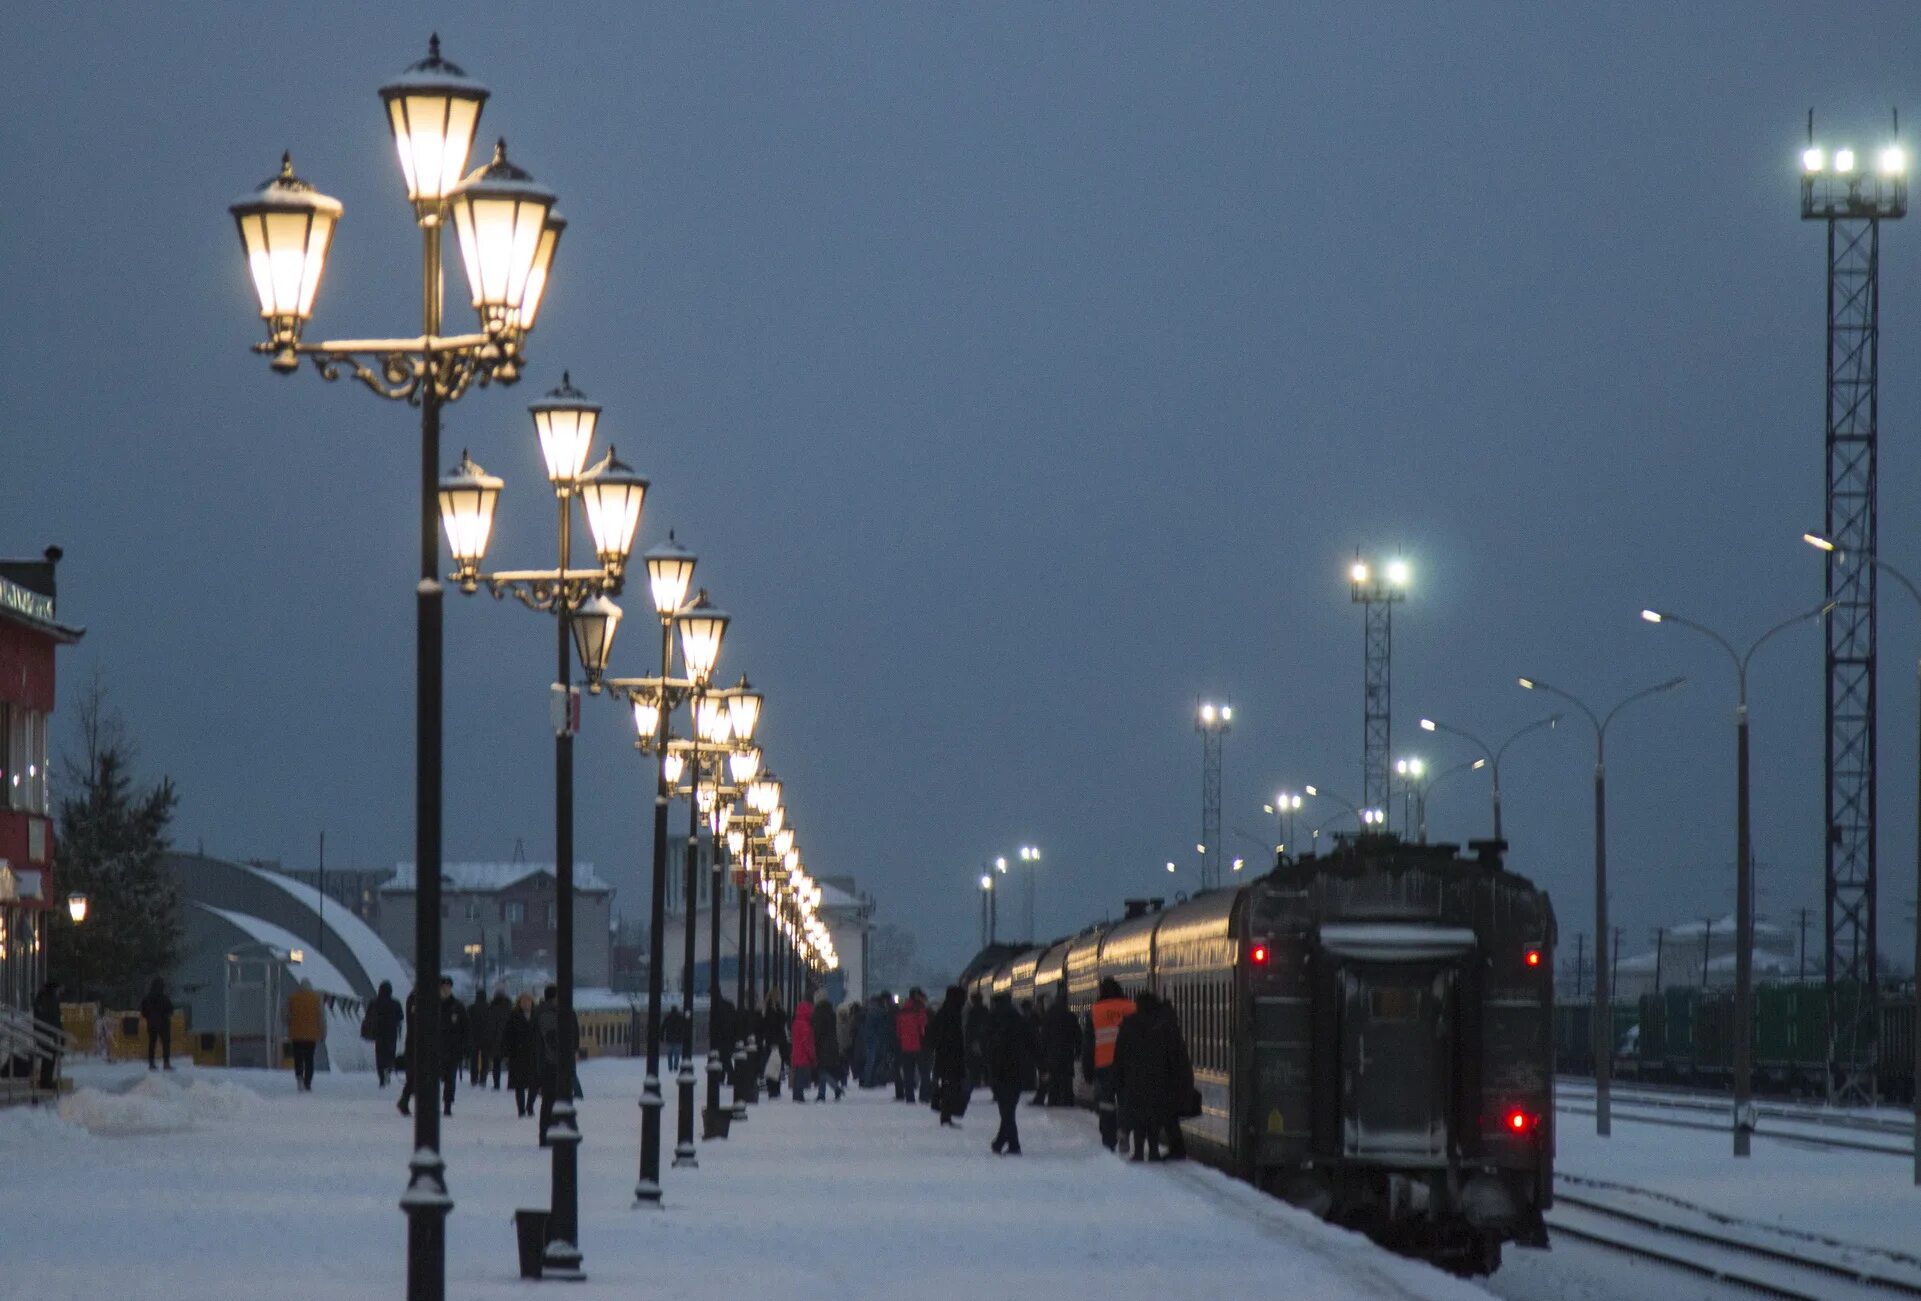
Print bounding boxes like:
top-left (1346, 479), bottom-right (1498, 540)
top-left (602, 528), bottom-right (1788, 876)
top-left (964, 834), bottom-right (1555, 1275)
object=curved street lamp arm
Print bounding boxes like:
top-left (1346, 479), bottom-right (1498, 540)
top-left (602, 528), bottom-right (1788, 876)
top-left (1869, 556), bottom-right (1921, 612)
top-left (1303, 785), bottom-right (1365, 822)
top-left (1645, 610), bottom-right (1740, 676)
top-left (1601, 676), bottom-right (1687, 736)
top-left (1496, 713), bottom-right (1563, 767)
top-left (1741, 601), bottom-right (1836, 679)
top-left (1421, 717), bottom-right (1494, 764)
top-left (1517, 677), bottom-right (1602, 737)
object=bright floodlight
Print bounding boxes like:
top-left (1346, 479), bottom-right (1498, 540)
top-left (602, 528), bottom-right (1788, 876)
top-left (1195, 842), bottom-right (1206, 854)
top-left (1386, 559), bottom-right (1411, 586)
top-left (1232, 857), bottom-right (1245, 872)
top-left (1350, 562), bottom-right (1369, 584)
top-left (1200, 703), bottom-right (1216, 723)
top-left (1472, 758), bottom-right (1487, 770)
top-left (1804, 532), bottom-right (1837, 552)
top-left (1517, 677), bottom-right (1536, 690)
top-left (1881, 144), bottom-right (1907, 176)
top-left (1836, 147), bottom-right (1857, 173)
top-left (980, 874), bottom-right (992, 891)
top-left (1303, 784), bottom-right (1318, 796)
top-left (1803, 146), bottom-right (1825, 173)
top-left (1222, 705), bottom-right (1233, 721)
top-left (1165, 861), bottom-right (1176, 873)
top-left (1419, 718), bottom-right (1436, 732)
top-left (1641, 609), bottom-right (1663, 623)
top-left (995, 856), bottom-right (1007, 872)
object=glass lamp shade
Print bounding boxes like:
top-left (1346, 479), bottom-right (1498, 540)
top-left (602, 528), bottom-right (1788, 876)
top-left (508, 212), bottom-right (564, 334)
top-left (662, 751), bottom-right (685, 786)
top-left (569, 595), bottom-right (622, 685)
top-left (631, 696), bottom-right (661, 742)
top-left (727, 828), bottom-right (747, 857)
top-left (727, 682), bottom-right (762, 743)
top-left (696, 781), bottom-right (718, 812)
top-left (529, 372), bottom-right (600, 486)
top-left (579, 453), bottom-right (648, 578)
top-left (449, 140), bottom-right (556, 337)
top-left (379, 35), bottom-right (488, 207)
top-left (695, 696), bottom-right (731, 745)
top-left (66, 892), bottom-right (89, 924)
top-left (676, 595), bottom-right (730, 685)
top-left (747, 775), bottom-right (779, 813)
top-left (645, 536), bottom-right (696, 618)
top-left (230, 154), bottom-right (342, 358)
top-left (773, 827), bottom-right (795, 859)
top-left (785, 849), bottom-right (802, 874)
top-left (437, 451), bottom-right (504, 587)
top-left (714, 803), bottom-right (734, 837)
top-left (766, 804), bottom-right (786, 836)
top-left (729, 746), bottom-right (761, 784)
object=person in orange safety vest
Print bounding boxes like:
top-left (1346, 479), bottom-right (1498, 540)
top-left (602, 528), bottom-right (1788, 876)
top-left (1089, 977), bottom-right (1136, 1151)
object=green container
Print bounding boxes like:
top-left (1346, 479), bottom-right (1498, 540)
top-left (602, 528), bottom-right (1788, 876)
top-left (1663, 987), bottom-right (1696, 1069)
top-left (1754, 984), bottom-right (1796, 1068)
top-left (1637, 992), bottom-right (1667, 1065)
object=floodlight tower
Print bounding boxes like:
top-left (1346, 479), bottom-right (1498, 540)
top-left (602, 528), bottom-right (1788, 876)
top-left (1196, 701), bottom-right (1231, 890)
top-left (1802, 112), bottom-right (1906, 1104)
top-left (1350, 554), bottom-right (1410, 812)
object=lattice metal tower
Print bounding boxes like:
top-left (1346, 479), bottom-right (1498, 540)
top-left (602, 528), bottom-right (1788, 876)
top-left (1350, 554), bottom-right (1409, 812)
top-left (1801, 115), bottom-right (1906, 1104)
top-left (1196, 701), bottom-right (1231, 890)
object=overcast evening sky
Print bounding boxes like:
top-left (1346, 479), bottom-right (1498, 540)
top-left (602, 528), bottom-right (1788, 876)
top-left (6, 4), bottom-right (1921, 980)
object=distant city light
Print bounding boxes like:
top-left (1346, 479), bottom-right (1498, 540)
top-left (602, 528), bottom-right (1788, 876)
top-left (1803, 146), bottom-right (1825, 173)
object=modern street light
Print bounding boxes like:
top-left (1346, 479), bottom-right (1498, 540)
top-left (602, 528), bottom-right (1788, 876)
top-left (440, 375), bottom-right (643, 1276)
top-left (979, 873), bottom-right (996, 947)
top-left (1419, 714), bottom-right (1562, 842)
top-left (229, 37), bottom-right (566, 1298)
top-left (1263, 792), bottom-right (1303, 857)
top-left (1641, 599), bottom-right (1830, 1158)
top-left (1392, 757), bottom-right (1427, 840)
top-left (1806, 531), bottom-right (1921, 1182)
top-left (599, 536), bottom-right (698, 1205)
top-left (1518, 672), bottom-right (1685, 1138)
top-left (1301, 785), bottom-right (1387, 846)
top-left (1017, 845), bottom-right (1041, 943)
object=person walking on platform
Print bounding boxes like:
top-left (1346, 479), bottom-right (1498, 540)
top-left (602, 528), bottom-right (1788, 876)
top-left (986, 991), bottom-right (1038, 1155)
top-left (466, 987), bottom-right (491, 1085)
top-left (812, 993), bottom-right (844, 1100)
top-left (760, 993), bottom-right (790, 1097)
top-left (789, 997), bottom-right (816, 1103)
top-left (286, 979), bottom-right (325, 1091)
top-left (367, 981), bottom-right (403, 1087)
top-left (844, 999), bottom-right (866, 1086)
top-left (400, 977), bottom-right (469, 1118)
top-left (1115, 990), bottom-right (1189, 1161)
top-left (662, 1006), bottom-right (686, 1072)
top-left (33, 980), bottom-right (62, 1090)
top-left (487, 987), bottom-right (511, 1088)
top-left (894, 988), bottom-right (928, 1103)
top-left (1041, 993), bottom-right (1082, 1107)
top-left (533, 983), bottom-right (574, 1142)
top-left (1088, 978), bottom-right (1135, 1151)
top-left (1153, 996), bottom-right (1195, 1161)
top-left (140, 977), bottom-right (174, 1071)
top-left (964, 990), bottom-right (989, 1090)
top-left (502, 991), bottom-right (537, 1117)
top-left (930, 985), bottom-right (968, 1127)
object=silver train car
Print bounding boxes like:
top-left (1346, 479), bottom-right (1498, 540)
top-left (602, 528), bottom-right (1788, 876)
top-left (964, 835), bottom-right (1555, 1275)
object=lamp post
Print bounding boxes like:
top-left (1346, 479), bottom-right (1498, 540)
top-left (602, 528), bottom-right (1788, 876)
top-left (1419, 714), bottom-right (1562, 842)
top-left (1806, 533), bottom-right (1921, 1183)
top-left (440, 378), bottom-right (643, 1279)
top-left (1264, 793), bottom-right (1303, 857)
top-left (1640, 600), bottom-right (1830, 1157)
top-left (229, 38), bottom-right (565, 1299)
top-left (66, 893), bottom-right (88, 1005)
top-left (1017, 845), bottom-right (1041, 943)
top-left (1398, 757), bottom-right (1486, 844)
top-left (1518, 673), bottom-right (1685, 1137)
top-left (673, 595), bottom-right (729, 1166)
top-left (1301, 785), bottom-right (1386, 845)
top-left (1392, 757), bottom-right (1428, 841)
top-left (979, 874), bottom-right (993, 948)
top-left (600, 537), bottom-right (697, 1204)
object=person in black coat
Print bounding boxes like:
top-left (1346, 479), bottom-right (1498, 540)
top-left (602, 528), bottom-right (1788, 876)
top-left (32, 981), bottom-right (62, 1090)
top-left (500, 992), bottom-right (538, 1116)
top-left (368, 981), bottom-right (404, 1087)
top-left (398, 977), bottom-right (469, 1118)
top-left (1114, 991), bottom-right (1192, 1160)
top-left (963, 990), bottom-right (989, 1090)
top-left (759, 994), bottom-right (790, 1095)
top-left (486, 988), bottom-right (512, 1088)
top-left (1154, 999), bottom-right (1195, 1160)
top-left (811, 996), bottom-right (845, 1100)
top-left (140, 977), bottom-right (174, 1070)
top-left (930, 985), bottom-right (968, 1127)
top-left (661, 1006), bottom-right (687, 1072)
top-left (466, 989), bottom-right (491, 1085)
top-left (533, 984), bottom-right (579, 1145)
top-left (986, 991), bottom-right (1039, 1155)
top-left (1041, 994), bottom-right (1083, 1107)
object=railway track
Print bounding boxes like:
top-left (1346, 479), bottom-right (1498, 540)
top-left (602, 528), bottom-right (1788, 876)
top-left (1553, 1100), bottom-right (1910, 1156)
top-left (1545, 1190), bottom-right (1921, 1300)
top-left (1557, 1077), bottom-right (1913, 1139)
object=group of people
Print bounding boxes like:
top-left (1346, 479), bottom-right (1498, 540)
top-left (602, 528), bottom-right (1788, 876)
top-left (359, 977), bottom-right (577, 1141)
top-left (1089, 979), bottom-right (1195, 1161)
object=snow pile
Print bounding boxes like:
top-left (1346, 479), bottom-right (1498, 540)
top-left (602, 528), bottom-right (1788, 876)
top-left (58, 1074), bottom-right (259, 1136)
top-left (0, 1104), bottom-right (90, 1146)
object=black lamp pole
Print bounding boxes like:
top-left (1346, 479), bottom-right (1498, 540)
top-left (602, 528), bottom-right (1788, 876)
top-left (675, 709), bottom-right (701, 1168)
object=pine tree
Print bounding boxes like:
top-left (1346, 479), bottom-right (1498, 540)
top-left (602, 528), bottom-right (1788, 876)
top-left (46, 673), bottom-right (180, 1006)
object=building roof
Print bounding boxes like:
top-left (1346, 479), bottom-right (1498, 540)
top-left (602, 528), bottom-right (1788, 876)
top-left (194, 903), bottom-right (358, 998)
top-left (384, 861), bottom-right (613, 895)
top-left (0, 550), bottom-right (84, 643)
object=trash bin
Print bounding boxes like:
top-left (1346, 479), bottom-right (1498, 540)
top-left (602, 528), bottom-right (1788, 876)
top-left (514, 1208), bottom-right (551, 1280)
top-left (702, 1106), bottom-right (733, 1139)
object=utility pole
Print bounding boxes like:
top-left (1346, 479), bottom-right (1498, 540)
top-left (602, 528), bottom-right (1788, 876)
top-left (1350, 555), bottom-right (1410, 813)
top-left (1574, 932), bottom-right (1586, 999)
top-left (1196, 703), bottom-right (1231, 891)
top-left (1611, 927), bottom-right (1623, 998)
top-left (1702, 917), bottom-right (1714, 988)
top-left (1797, 906), bottom-right (1814, 981)
top-left (1652, 926), bottom-right (1666, 994)
top-left (1802, 110), bottom-right (1904, 1104)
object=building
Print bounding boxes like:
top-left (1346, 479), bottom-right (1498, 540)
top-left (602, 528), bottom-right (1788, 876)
top-left (379, 861), bottom-right (613, 988)
top-left (816, 876), bottom-right (876, 1003)
top-left (0, 548), bottom-right (82, 1017)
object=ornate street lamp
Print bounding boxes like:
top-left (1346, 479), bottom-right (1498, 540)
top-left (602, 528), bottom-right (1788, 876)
top-left (230, 35), bottom-right (563, 1298)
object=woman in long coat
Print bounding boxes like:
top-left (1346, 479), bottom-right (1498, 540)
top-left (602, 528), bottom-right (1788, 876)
top-left (788, 1000), bottom-right (816, 1103)
top-left (930, 985), bottom-right (968, 1127)
top-left (811, 996), bottom-right (845, 1100)
top-left (501, 992), bottom-right (538, 1117)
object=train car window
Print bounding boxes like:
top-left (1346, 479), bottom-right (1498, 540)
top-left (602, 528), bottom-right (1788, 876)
top-left (1369, 987), bottom-right (1422, 1022)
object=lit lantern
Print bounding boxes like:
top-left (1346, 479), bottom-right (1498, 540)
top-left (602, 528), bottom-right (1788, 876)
top-left (529, 373), bottom-right (599, 487)
top-left (645, 536), bottom-right (696, 618)
top-left (727, 680), bottom-right (762, 743)
top-left (379, 35), bottom-right (489, 209)
top-left (437, 451), bottom-right (504, 590)
top-left (676, 595), bottom-right (729, 686)
top-left (67, 893), bottom-right (89, 925)
top-left (579, 454), bottom-right (648, 582)
top-left (631, 695), bottom-right (662, 743)
top-left (230, 154), bottom-right (342, 368)
top-left (448, 140), bottom-right (557, 338)
top-left (508, 212), bottom-right (564, 335)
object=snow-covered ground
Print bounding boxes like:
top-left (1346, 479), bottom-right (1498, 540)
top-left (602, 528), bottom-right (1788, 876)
top-left (0, 1058), bottom-right (1495, 1300)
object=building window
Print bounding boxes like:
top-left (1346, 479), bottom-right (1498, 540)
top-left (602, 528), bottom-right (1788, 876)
top-left (505, 901), bottom-right (525, 924)
top-left (4, 706), bottom-right (48, 815)
top-left (464, 898), bottom-right (481, 921)
top-left (547, 903), bottom-right (557, 928)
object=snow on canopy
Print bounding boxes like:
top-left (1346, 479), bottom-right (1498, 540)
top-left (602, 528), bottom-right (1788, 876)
top-left (384, 861), bottom-right (613, 894)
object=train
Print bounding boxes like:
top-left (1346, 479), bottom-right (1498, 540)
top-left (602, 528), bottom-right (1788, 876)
top-left (1552, 982), bottom-right (1918, 1101)
top-left (963, 834), bottom-right (1555, 1275)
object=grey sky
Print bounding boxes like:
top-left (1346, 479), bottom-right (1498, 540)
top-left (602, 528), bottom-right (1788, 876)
top-left (5, 4), bottom-right (1920, 979)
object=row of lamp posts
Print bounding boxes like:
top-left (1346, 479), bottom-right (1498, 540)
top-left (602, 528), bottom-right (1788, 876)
top-left (228, 35), bottom-right (840, 1299)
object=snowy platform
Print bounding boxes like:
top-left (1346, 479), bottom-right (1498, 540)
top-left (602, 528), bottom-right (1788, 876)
top-left (0, 1057), bottom-right (1495, 1300)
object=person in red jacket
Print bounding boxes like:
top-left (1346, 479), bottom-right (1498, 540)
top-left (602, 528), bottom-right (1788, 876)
top-left (893, 988), bottom-right (929, 1103)
top-left (789, 998), bottom-right (817, 1104)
